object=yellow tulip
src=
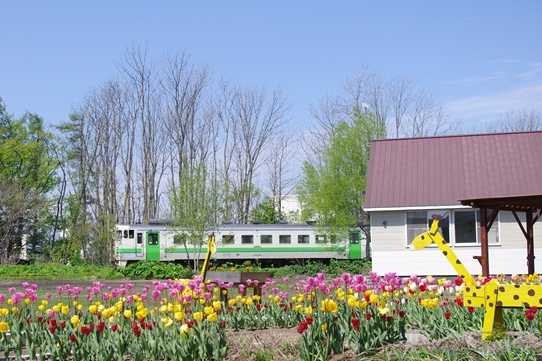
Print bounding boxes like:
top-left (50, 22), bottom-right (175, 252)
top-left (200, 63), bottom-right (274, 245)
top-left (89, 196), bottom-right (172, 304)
top-left (161, 317), bottom-right (173, 328)
top-left (174, 311), bottom-right (184, 321)
top-left (180, 323), bottom-right (190, 335)
top-left (70, 315), bottom-right (80, 327)
top-left (206, 312), bottom-right (218, 322)
top-left (123, 309), bottom-right (133, 319)
top-left (320, 299), bottom-right (337, 313)
top-left (193, 311), bottom-right (203, 321)
top-left (0, 321), bottom-right (9, 333)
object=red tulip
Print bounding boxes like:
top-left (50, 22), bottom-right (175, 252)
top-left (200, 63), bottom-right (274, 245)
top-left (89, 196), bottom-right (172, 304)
top-left (419, 284), bottom-right (427, 292)
top-left (351, 318), bottom-right (360, 331)
top-left (444, 311), bottom-right (451, 320)
top-left (365, 313), bottom-right (372, 321)
top-left (454, 297), bottom-right (464, 307)
top-left (296, 321), bottom-right (308, 334)
top-left (69, 334), bottom-right (77, 343)
top-left (97, 321), bottom-right (105, 334)
top-left (80, 326), bottom-right (92, 336)
top-left (467, 307), bottom-right (475, 313)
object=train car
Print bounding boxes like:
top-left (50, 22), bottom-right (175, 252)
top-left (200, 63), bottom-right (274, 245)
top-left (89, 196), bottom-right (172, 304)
top-left (114, 222), bottom-right (365, 266)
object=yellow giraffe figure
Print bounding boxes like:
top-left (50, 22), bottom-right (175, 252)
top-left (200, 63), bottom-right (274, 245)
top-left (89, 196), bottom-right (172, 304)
top-left (412, 219), bottom-right (542, 340)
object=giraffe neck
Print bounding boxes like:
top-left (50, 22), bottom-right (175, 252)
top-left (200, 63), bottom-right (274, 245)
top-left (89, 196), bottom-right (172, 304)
top-left (429, 232), bottom-right (476, 286)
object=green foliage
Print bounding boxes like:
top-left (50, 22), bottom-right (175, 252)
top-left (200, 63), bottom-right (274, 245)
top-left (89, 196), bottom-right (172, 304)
top-left (121, 261), bottom-right (193, 280)
top-left (171, 162), bottom-right (220, 271)
top-left (252, 349), bottom-right (274, 361)
top-left (0, 99), bottom-right (59, 263)
top-left (251, 197), bottom-right (280, 224)
top-left (375, 340), bottom-right (541, 361)
top-left (298, 111), bottom-right (385, 236)
top-left (0, 263), bottom-right (123, 280)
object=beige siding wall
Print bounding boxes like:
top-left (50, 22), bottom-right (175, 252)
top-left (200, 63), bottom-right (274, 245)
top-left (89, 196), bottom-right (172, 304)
top-left (370, 211), bottom-right (405, 251)
top-left (370, 209), bottom-right (542, 276)
top-left (498, 211), bottom-right (542, 249)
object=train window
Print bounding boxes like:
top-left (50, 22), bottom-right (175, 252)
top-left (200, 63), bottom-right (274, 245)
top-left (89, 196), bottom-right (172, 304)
top-left (123, 230), bottom-right (128, 238)
top-left (137, 233), bottom-right (143, 244)
top-left (129, 230), bottom-right (134, 239)
top-left (174, 234), bottom-right (187, 244)
top-left (279, 235), bottom-right (291, 244)
top-left (241, 235), bottom-right (254, 244)
top-left (147, 233), bottom-right (159, 245)
top-left (260, 235), bottom-right (273, 244)
top-left (222, 235), bottom-right (234, 244)
top-left (349, 231), bottom-right (360, 244)
top-left (298, 235), bottom-right (310, 244)
top-left (315, 235), bottom-right (327, 243)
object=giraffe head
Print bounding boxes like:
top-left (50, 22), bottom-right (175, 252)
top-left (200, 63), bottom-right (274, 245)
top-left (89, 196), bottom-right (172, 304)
top-left (411, 219), bottom-right (441, 250)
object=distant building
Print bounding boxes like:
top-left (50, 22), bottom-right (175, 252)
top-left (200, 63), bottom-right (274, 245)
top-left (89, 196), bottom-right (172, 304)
top-left (278, 194), bottom-right (302, 223)
top-left (364, 131), bottom-right (542, 276)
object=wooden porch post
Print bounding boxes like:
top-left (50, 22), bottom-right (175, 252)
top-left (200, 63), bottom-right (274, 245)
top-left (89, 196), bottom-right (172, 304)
top-left (480, 208), bottom-right (490, 277)
top-left (527, 210), bottom-right (535, 274)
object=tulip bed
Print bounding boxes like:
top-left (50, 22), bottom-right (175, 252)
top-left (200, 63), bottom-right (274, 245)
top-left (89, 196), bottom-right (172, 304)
top-left (1, 273), bottom-right (542, 361)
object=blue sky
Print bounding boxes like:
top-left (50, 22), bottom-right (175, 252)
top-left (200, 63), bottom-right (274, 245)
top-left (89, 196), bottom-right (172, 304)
top-left (1, 1), bottom-right (541, 131)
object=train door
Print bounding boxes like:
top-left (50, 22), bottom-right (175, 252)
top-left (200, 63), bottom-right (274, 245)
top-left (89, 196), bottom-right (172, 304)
top-left (348, 229), bottom-right (362, 259)
top-left (146, 232), bottom-right (160, 261)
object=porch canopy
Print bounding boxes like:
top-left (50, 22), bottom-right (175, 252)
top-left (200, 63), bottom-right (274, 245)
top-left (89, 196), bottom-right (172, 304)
top-left (461, 194), bottom-right (542, 276)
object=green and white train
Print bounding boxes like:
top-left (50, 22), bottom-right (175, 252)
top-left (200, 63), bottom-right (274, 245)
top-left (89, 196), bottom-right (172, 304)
top-left (114, 222), bottom-right (365, 266)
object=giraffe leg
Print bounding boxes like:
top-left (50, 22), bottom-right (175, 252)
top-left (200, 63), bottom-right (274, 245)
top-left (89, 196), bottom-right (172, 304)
top-left (482, 305), bottom-right (496, 340)
top-left (482, 281), bottom-right (505, 340)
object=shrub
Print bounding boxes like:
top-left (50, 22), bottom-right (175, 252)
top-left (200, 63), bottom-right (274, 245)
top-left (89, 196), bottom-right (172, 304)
top-left (0, 263), bottom-right (123, 280)
top-left (121, 261), bottom-right (193, 280)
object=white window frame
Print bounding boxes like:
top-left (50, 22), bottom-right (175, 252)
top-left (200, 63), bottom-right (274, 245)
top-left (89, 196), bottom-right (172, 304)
top-left (404, 208), bottom-right (501, 248)
top-left (404, 209), bottom-right (451, 248)
top-left (452, 209), bottom-right (500, 247)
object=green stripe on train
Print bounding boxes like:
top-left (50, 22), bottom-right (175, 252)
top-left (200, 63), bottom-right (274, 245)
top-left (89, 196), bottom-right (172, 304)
top-left (117, 246), bottom-right (345, 254)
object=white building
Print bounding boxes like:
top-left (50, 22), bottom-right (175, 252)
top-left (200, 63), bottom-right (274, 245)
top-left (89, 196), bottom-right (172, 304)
top-left (364, 131), bottom-right (542, 276)
top-left (279, 194), bottom-right (302, 223)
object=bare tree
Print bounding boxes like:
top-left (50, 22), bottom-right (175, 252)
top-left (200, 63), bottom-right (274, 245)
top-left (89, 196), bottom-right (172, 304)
top-left (496, 110), bottom-right (542, 132)
top-left (267, 134), bottom-right (296, 221)
top-left (307, 71), bottom-right (451, 163)
top-left (122, 47), bottom-right (167, 223)
top-left (161, 52), bottom-right (208, 195)
top-left (228, 86), bottom-right (287, 223)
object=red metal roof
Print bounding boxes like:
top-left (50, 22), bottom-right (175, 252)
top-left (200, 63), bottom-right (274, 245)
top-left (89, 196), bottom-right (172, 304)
top-left (364, 131), bottom-right (542, 209)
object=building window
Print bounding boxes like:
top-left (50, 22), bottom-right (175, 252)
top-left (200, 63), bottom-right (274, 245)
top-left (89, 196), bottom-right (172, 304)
top-left (137, 233), bottom-right (143, 244)
top-left (315, 235), bottom-right (327, 243)
top-left (407, 211), bottom-right (427, 245)
top-left (260, 235), bottom-right (273, 244)
top-left (241, 235), bottom-right (254, 244)
top-left (407, 210), bottom-right (450, 244)
top-left (279, 235), bottom-right (291, 244)
top-left (455, 210), bottom-right (476, 244)
top-left (128, 230), bottom-right (135, 239)
top-left (222, 235), bottom-right (234, 245)
top-left (298, 235), bottom-right (310, 244)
